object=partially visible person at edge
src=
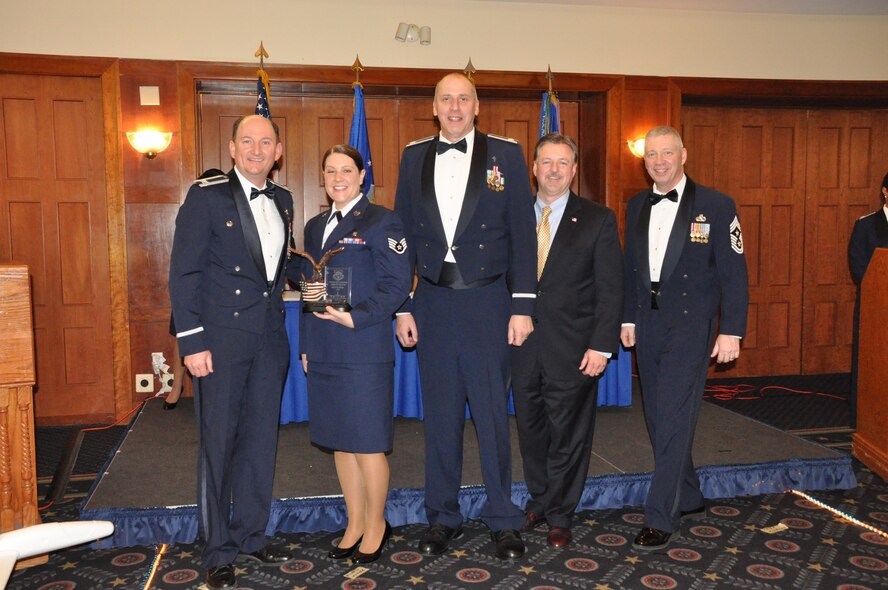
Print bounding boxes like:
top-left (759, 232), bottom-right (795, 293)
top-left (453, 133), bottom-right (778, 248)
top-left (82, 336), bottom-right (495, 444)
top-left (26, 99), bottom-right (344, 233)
top-left (848, 170), bottom-right (888, 426)
top-left (621, 125), bottom-right (749, 552)
top-left (299, 144), bottom-right (411, 564)
top-left (394, 72), bottom-right (537, 560)
top-left (169, 115), bottom-right (300, 589)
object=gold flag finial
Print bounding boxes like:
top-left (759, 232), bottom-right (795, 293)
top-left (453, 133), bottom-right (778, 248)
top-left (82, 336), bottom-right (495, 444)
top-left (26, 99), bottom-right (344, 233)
top-left (352, 54), bottom-right (364, 89)
top-left (464, 58), bottom-right (476, 82)
top-left (546, 65), bottom-right (554, 94)
top-left (255, 41), bottom-right (269, 71)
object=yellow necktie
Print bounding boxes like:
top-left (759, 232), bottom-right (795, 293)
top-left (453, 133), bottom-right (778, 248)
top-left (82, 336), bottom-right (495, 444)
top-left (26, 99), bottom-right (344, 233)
top-left (537, 206), bottom-right (552, 280)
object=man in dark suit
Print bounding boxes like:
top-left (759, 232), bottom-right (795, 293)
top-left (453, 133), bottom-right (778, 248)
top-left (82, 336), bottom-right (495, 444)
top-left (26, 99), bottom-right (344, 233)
top-left (169, 115), bottom-right (296, 589)
top-left (848, 171), bottom-right (888, 425)
top-left (394, 72), bottom-right (536, 560)
top-left (621, 125), bottom-right (748, 551)
top-left (512, 133), bottom-right (623, 548)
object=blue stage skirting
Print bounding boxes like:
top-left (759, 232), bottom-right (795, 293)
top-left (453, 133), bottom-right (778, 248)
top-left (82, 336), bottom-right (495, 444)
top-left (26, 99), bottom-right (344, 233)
top-left (281, 300), bottom-right (633, 423)
top-left (84, 455), bottom-right (857, 548)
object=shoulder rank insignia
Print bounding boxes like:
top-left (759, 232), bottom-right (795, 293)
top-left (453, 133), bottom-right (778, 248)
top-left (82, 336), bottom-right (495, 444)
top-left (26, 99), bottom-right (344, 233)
top-left (405, 136), bottom-right (435, 148)
top-left (195, 174), bottom-right (228, 187)
top-left (488, 133), bottom-right (518, 144)
top-left (269, 178), bottom-right (291, 192)
top-left (388, 237), bottom-right (407, 254)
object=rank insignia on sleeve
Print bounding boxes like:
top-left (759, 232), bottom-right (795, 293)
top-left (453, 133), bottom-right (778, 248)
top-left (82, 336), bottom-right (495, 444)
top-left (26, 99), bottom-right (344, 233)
top-left (730, 215), bottom-right (744, 254)
top-left (388, 237), bottom-right (407, 254)
top-left (690, 221), bottom-right (710, 243)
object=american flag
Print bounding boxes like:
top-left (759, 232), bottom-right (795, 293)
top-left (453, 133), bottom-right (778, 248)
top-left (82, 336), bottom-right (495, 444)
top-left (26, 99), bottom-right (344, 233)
top-left (256, 69), bottom-right (271, 118)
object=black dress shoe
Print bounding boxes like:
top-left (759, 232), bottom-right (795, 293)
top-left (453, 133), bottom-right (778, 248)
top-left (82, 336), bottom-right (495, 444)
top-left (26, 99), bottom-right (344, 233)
top-left (418, 524), bottom-right (463, 555)
top-left (162, 400), bottom-right (178, 410)
top-left (632, 527), bottom-right (677, 551)
top-left (680, 504), bottom-right (706, 521)
top-left (206, 564), bottom-right (236, 589)
top-left (352, 521), bottom-right (392, 564)
top-left (491, 529), bottom-right (525, 560)
top-left (523, 510), bottom-right (547, 531)
top-left (328, 535), bottom-right (362, 559)
top-left (237, 546), bottom-right (291, 565)
top-left (547, 526), bottom-right (572, 548)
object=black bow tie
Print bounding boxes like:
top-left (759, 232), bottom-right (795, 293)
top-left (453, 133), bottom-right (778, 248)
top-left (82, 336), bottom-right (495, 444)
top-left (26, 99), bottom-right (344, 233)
top-left (249, 186), bottom-right (276, 200)
top-left (648, 189), bottom-right (678, 206)
top-left (327, 211), bottom-right (343, 225)
top-left (436, 138), bottom-right (468, 155)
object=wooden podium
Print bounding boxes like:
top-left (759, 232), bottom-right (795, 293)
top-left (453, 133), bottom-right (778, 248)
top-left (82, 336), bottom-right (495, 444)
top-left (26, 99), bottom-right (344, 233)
top-left (0, 264), bottom-right (43, 566)
top-left (852, 248), bottom-right (888, 481)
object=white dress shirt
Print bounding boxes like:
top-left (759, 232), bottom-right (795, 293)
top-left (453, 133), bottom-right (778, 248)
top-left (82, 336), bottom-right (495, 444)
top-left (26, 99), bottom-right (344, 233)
top-left (234, 168), bottom-right (284, 283)
top-left (435, 129), bottom-right (475, 263)
top-left (648, 175), bottom-right (687, 282)
top-left (322, 193), bottom-right (363, 247)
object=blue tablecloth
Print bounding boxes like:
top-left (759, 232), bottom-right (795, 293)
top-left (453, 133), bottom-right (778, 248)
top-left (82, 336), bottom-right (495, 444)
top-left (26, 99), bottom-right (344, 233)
top-left (281, 300), bottom-right (632, 424)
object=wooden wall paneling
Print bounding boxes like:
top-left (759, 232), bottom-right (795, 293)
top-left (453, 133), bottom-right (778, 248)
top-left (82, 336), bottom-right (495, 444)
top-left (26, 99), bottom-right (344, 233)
top-left (619, 78), bottom-right (672, 211)
top-left (482, 99), bottom-right (579, 192)
top-left (803, 109), bottom-right (888, 375)
top-left (0, 73), bottom-right (115, 421)
top-left (683, 107), bottom-right (807, 377)
top-left (301, 96), bottom-right (350, 220)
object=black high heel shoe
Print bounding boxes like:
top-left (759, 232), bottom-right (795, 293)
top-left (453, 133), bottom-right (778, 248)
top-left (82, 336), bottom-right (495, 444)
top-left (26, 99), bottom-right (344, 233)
top-left (328, 535), bottom-right (362, 560)
top-left (352, 521), bottom-right (392, 564)
top-left (163, 399), bottom-right (178, 410)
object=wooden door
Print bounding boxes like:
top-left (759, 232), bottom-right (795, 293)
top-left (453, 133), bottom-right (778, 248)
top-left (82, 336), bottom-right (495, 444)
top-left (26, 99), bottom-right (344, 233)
top-left (0, 74), bottom-right (114, 419)
top-left (803, 109), bottom-right (888, 374)
top-left (683, 105), bottom-right (888, 377)
top-left (684, 107), bottom-right (808, 377)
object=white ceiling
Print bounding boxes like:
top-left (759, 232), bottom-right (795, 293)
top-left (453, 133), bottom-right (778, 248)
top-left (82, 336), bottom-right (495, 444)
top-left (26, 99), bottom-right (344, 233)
top-left (480, 0), bottom-right (888, 15)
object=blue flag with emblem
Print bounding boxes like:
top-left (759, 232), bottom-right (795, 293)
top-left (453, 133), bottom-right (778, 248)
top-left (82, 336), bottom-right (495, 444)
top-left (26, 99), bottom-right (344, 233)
top-left (538, 90), bottom-right (560, 138)
top-left (256, 68), bottom-right (271, 118)
top-left (348, 83), bottom-right (375, 201)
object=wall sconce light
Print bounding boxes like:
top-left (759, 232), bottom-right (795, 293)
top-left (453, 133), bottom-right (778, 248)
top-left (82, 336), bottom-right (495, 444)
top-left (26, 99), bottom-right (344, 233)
top-left (126, 130), bottom-right (173, 159)
top-left (627, 137), bottom-right (646, 158)
top-left (395, 22), bottom-right (431, 45)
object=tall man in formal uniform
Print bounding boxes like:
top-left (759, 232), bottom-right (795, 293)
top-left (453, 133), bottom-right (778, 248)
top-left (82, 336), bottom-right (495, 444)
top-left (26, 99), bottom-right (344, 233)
top-left (394, 73), bottom-right (537, 560)
top-left (513, 133), bottom-right (623, 548)
top-left (848, 171), bottom-right (888, 425)
top-left (621, 126), bottom-right (748, 551)
top-left (169, 115), bottom-right (296, 589)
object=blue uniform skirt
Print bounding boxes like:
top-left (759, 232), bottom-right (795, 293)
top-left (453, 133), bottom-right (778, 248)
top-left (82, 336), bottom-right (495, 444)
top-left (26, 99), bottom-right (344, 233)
top-left (307, 361), bottom-right (394, 453)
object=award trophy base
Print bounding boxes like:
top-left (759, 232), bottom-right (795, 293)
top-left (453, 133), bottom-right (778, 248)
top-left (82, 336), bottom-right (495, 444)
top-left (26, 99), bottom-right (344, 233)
top-left (302, 300), bottom-right (352, 313)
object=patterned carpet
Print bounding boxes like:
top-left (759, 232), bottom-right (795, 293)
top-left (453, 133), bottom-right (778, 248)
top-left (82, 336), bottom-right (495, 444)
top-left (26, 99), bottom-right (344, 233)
top-left (10, 375), bottom-right (888, 590)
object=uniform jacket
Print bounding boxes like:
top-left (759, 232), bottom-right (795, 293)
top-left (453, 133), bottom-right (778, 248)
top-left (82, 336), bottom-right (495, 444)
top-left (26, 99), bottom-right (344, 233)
top-left (394, 131), bottom-right (537, 316)
top-left (169, 170), bottom-right (297, 357)
top-left (299, 196), bottom-right (411, 364)
top-left (848, 207), bottom-right (888, 284)
top-left (515, 192), bottom-right (624, 378)
top-left (622, 176), bottom-right (749, 337)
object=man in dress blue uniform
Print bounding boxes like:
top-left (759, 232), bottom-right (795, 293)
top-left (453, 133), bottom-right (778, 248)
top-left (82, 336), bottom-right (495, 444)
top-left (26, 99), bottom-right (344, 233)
top-left (394, 72), bottom-right (537, 560)
top-left (848, 171), bottom-right (888, 425)
top-left (621, 125), bottom-right (748, 551)
top-left (513, 133), bottom-right (623, 548)
top-left (169, 115), bottom-right (297, 589)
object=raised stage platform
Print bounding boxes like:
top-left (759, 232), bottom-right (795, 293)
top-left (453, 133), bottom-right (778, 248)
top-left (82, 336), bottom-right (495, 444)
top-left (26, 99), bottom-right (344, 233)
top-left (81, 397), bottom-right (856, 548)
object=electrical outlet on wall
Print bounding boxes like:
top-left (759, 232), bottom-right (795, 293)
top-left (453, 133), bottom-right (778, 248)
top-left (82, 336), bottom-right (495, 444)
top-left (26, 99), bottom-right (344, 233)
top-left (135, 374), bottom-right (154, 393)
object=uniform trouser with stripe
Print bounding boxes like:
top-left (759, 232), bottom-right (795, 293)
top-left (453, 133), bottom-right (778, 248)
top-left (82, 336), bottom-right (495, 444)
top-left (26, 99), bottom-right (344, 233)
top-left (413, 277), bottom-right (524, 532)
top-left (635, 312), bottom-right (714, 533)
top-left (194, 313), bottom-right (289, 568)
